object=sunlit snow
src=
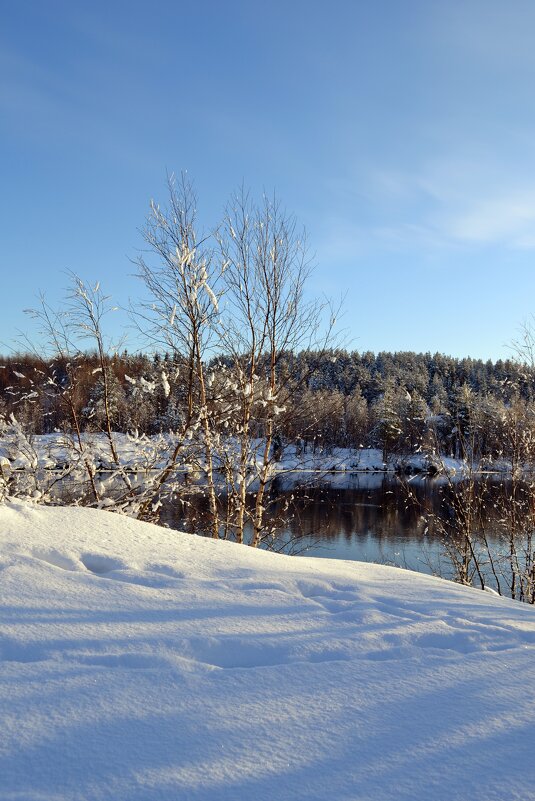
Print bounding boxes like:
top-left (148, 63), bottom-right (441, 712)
top-left (1, 502), bottom-right (535, 800)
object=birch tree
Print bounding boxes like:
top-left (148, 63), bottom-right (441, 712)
top-left (134, 173), bottom-right (223, 533)
top-left (217, 189), bottom-right (340, 547)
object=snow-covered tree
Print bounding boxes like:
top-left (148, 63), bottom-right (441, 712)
top-left (134, 173), bottom-right (223, 531)
top-left (216, 188), bottom-right (341, 546)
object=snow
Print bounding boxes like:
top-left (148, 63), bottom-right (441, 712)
top-left (1, 502), bottom-right (535, 800)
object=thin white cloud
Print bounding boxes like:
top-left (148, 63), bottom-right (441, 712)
top-left (445, 192), bottom-right (535, 246)
top-left (338, 157), bottom-right (535, 252)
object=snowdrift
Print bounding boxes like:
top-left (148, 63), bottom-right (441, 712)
top-left (1, 502), bottom-right (535, 801)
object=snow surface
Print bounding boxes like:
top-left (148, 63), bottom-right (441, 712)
top-left (1, 503), bottom-right (535, 801)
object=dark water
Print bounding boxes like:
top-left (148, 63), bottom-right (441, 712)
top-left (40, 468), bottom-right (523, 586)
top-left (161, 473), bottom-right (513, 581)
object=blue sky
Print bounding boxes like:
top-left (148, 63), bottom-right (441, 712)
top-left (2, 0), bottom-right (535, 360)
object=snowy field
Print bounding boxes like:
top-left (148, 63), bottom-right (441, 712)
top-left (1, 503), bottom-right (535, 801)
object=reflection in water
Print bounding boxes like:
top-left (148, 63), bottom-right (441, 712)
top-left (161, 474), bottom-right (511, 581)
top-left (38, 469), bottom-right (519, 585)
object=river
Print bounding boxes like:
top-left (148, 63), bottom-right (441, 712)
top-left (160, 472), bottom-right (519, 585)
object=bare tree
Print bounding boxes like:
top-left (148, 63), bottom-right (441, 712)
top-left (134, 173), bottom-right (223, 534)
top-left (20, 287), bottom-right (103, 503)
top-left (66, 276), bottom-right (133, 496)
top-left (216, 188), bottom-right (341, 547)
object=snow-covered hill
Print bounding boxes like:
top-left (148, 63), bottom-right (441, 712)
top-left (1, 503), bottom-right (534, 800)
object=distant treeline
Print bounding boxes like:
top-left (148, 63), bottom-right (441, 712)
top-left (1, 349), bottom-right (534, 460)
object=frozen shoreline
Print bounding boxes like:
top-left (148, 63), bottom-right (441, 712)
top-left (0, 431), bottom-right (513, 477)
